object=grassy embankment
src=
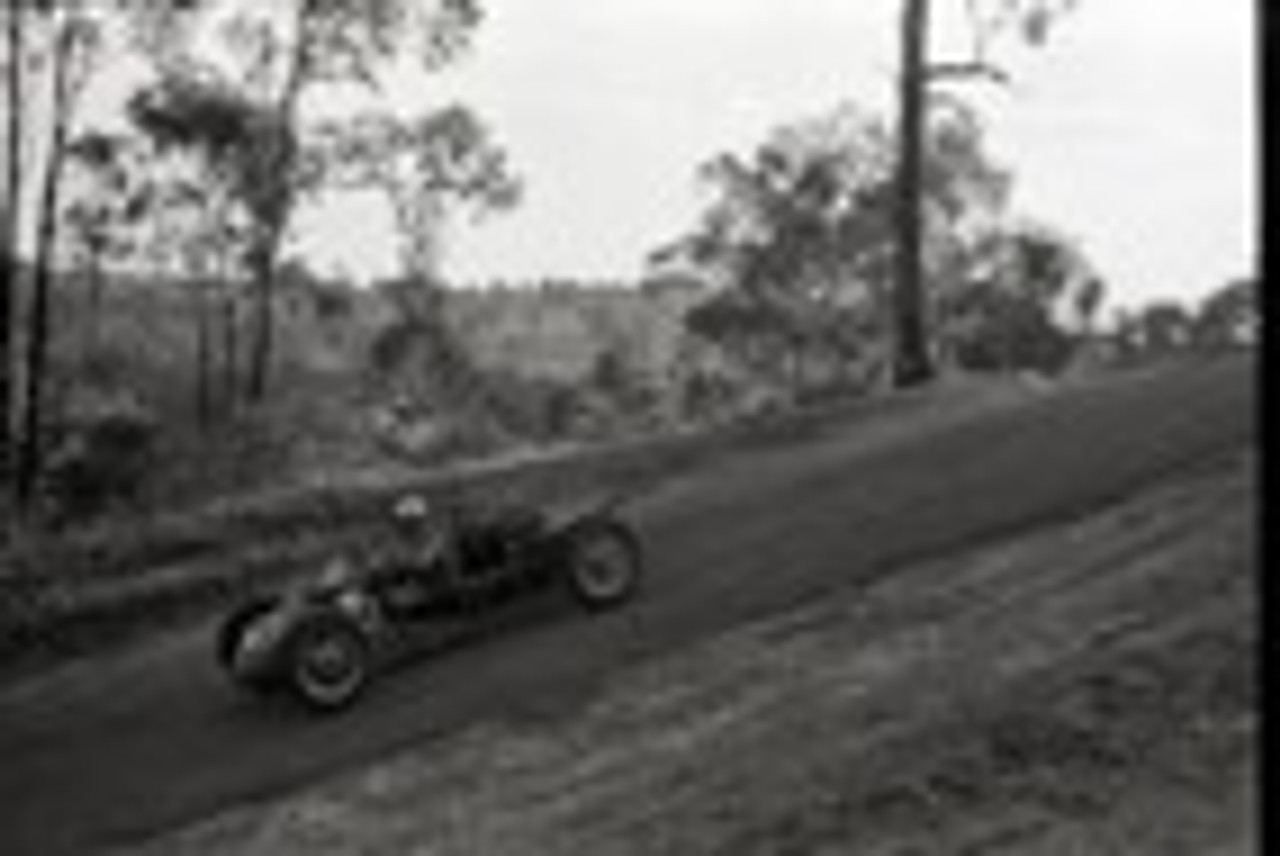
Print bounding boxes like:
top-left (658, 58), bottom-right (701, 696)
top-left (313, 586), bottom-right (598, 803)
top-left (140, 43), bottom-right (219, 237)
top-left (0, 372), bottom-right (1035, 679)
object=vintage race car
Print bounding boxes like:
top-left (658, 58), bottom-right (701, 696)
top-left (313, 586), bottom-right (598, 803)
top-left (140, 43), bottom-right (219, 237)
top-left (216, 495), bottom-right (644, 711)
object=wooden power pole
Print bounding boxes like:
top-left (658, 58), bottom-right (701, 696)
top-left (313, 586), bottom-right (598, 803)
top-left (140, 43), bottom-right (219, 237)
top-left (891, 0), bottom-right (936, 387)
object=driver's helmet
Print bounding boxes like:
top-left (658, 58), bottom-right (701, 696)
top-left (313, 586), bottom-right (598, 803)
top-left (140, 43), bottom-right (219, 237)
top-left (391, 493), bottom-right (432, 535)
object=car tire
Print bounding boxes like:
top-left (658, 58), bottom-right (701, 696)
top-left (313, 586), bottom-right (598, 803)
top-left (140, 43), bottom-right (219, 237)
top-left (285, 611), bottom-right (371, 712)
top-left (564, 522), bottom-right (643, 610)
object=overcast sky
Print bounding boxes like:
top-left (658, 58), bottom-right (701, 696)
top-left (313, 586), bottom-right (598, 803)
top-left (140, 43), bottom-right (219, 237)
top-left (294, 0), bottom-right (1257, 308)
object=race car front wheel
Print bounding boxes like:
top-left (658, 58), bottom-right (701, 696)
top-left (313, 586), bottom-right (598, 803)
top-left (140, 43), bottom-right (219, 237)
top-left (286, 612), bottom-right (370, 711)
top-left (564, 523), bottom-right (643, 610)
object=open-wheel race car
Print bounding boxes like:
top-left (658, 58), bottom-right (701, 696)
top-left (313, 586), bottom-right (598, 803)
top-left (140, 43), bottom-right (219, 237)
top-left (216, 491), bottom-right (644, 711)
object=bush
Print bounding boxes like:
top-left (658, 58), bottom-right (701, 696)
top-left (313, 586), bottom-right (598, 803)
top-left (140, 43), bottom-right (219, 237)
top-left (949, 300), bottom-right (1077, 376)
top-left (41, 395), bottom-right (158, 523)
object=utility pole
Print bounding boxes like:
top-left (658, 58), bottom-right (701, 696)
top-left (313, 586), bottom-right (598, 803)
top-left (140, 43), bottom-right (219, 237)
top-left (891, 0), bottom-right (935, 387)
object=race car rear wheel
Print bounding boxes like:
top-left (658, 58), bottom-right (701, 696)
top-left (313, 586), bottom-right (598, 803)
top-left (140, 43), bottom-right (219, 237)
top-left (286, 612), bottom-right (370, 711)
top-left (564, 523), bottom-right (643, 610)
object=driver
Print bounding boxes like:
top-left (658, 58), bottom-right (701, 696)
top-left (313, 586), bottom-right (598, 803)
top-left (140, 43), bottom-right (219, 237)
top-left (387, 493), bottom-right (455, 569)
top-left (365, 493), bottom-right (460, 610)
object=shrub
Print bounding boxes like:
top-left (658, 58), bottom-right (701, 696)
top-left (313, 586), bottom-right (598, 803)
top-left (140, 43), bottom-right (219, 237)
top-left (41, 394), bottom-right (158, 523)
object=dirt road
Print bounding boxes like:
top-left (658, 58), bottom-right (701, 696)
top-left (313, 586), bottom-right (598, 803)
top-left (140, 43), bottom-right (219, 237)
top-left (123, 418), bottom-right (1256, 856)
top-left (0, 356), bottom-right (1255, 856)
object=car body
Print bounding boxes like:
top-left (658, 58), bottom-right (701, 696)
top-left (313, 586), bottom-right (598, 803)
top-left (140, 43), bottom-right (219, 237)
top-left (216, 495), bottom-right (644, 711)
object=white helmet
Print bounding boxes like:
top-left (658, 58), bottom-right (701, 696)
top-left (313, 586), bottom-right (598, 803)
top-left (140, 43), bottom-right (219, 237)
top-left (392, 494), bottom-right (430, 528)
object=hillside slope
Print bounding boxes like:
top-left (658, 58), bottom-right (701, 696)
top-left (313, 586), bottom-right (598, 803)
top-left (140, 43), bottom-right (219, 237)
top-left (0, 354), bottom-right (1255, 856)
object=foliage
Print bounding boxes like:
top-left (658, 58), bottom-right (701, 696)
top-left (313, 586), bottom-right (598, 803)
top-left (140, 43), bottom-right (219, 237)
top-left (120, 0), bottom-right (491, 402)
top-left (40, 391), bottom-right (157, 523)
top-left (1132, 302), bottom-right (1194, 354)
top-left (660, 98), bottom-right (1012, 400)
top-left (306, 105), bottom-right (520, 276)
top-left (61, 132), bottom-right (143, 268)
top-left (127, 67), bottom-right (287, 230)
top-left (938, 220), bottom-right (1101, 373)
top-left (0, 1), bottom-right (522, 524)
top-left (585, 346), bottom-right (658, 428)
top-left (941, 280), bottom-right (1076, 372)
top-left (1191, 277), bottom-right (1256, 350)
top-left (0, 0), bottom-right (1127, 531)
top-left (1103, 277), bottom-right (1255, 366)
top-left (972, 0), bottom-right (1079, 49)
top-left (7, 0), bottom-right (114, 508)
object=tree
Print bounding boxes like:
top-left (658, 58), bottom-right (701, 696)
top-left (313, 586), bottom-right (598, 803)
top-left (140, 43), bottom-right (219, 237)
top-left (1073, 274), bottom-right (1105, 337)
top-left (137, 0), bottom-right (485, 402)
top-left (938, 220), bottom-right (1099, 373)
top-left (61, 131), bottom-right (144, 349)
top-left (585, 344), bottom-right (656, 428)
top-left (1192, 277), bottom-right (1256, 350)
top-left (1, 0), bottom-right (24, 500)
top-left (893, 0), bottom-right (932, 386)
top-left (890, 0), bottom-right (1077, 387)
top-left (661, 99), bottom-right (1008, 398)
top-left (1132, 301), bottom-right (1194, 356)
top-left (306, 105), bottom-right (519, 281)
top-left (128, 66), bottom-right (281, 419)
top-left (14, 2), bottom-right (104, 506)
top-left (309, 104), bottom-right (518, 414)
top-left (139, 174), bottom-right (240, 428)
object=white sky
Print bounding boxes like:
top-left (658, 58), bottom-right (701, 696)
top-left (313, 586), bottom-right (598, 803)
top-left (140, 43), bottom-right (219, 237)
top-left (297, 0), bottom-right (1257, 308)
top-left (70, 0), bottom-right (1258, 309)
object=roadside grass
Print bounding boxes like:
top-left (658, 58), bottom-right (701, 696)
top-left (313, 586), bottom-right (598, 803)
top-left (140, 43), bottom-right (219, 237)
top-left (0, 371), bottom-right (1038, 680)
top-left (111, 447), bottom-right (1256, 856)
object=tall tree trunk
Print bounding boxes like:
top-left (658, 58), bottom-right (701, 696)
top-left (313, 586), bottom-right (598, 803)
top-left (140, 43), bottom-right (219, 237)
top-left (202, 198), bottom-right (236, 422)
top-left (891, 0), bottom-right (935, 387)
top-left (85, 246), bottom-right (103, 353)
top-left (221, 285), bottom-right (238, 418)
top-left (15, 22), bottom-right (73, 506)
top-left (244, 242), bottom-right (277, 402)
top-left (193, 281), bottom-right (212, 430)
top-left (2, 2), bottom-right (24, 503)
top-left (0, 244), bottom-right (11, 506)
top-left (244, 0), bottom-right (317, 403)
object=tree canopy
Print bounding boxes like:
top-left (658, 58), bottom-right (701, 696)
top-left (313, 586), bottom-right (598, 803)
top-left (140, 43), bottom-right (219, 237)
top-left (660, 98), bottom-right (1021, 392)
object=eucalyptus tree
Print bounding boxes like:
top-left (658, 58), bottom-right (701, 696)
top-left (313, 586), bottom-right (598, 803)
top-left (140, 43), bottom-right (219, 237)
top-left (891, 0), bottom-right (1077, 386)
top-left (660, 98), bottom-right (1008, 396)
top-left (1, 2), bottom-right (25, 496)
top-left (306, 103), bottom-right (519, 409)
top-left (1134, 301), bottom-right (1195, 356)
top-left (1, 3), bottom-right (24, 502)
top-left (305, 105), bottom-right (519, 282)
top-left (61, 131), bottom-right (147, 348)
top-left (937, 219), bottom-right (1100, 373)
top-left (127, 67), bottom-right (272, 421)
top-left (1192, 277), bottom-right (1256, 350)
top-left (9, 0), bottom-right (108, 506)
top-left (129, 0), bottom-right (485, 402)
